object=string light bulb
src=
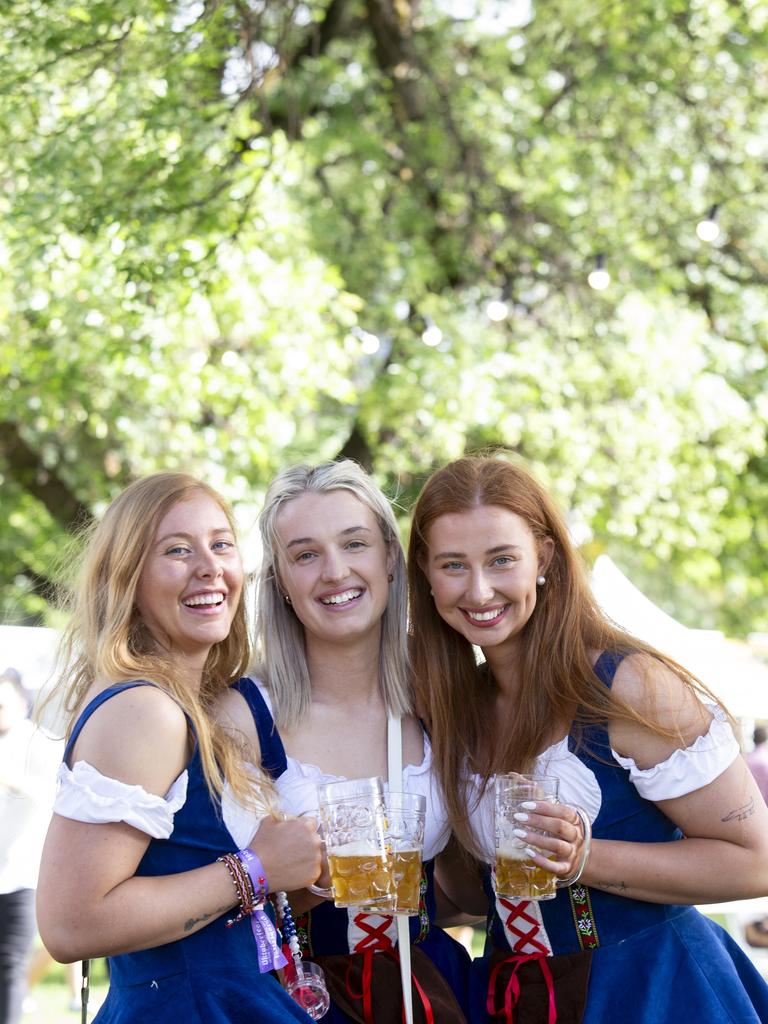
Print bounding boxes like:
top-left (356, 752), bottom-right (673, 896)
top-left (587, 254), bottom-right (611, 291)
top-left (696, 205), bottom-right (720, 242)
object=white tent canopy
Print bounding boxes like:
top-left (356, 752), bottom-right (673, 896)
top-left (0, 623), bottom-right (59, 692)
top-left (590, 555), bottom-right (768, 721)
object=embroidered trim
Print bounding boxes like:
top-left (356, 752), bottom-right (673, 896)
top-left (568, 884), bottom-right (600, 950)
top-left (294, 909), bottom-right (312, 957)
top-left (416, 867), bottom-right (430, 942)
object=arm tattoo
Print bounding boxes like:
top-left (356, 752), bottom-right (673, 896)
top-left (596, 880), bottom-right (628, 893)
top-left (721, 797), bottom-right (755, 823)
top-left (183, 905), bottom-right (228, 933)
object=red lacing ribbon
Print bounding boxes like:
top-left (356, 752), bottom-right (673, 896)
top-left (344, 946), bottom-right (435, 1024)
top-left (487, 952), bottom-right (556, 1024)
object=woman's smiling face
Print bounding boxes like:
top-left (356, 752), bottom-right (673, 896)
top-left (134, 491), bottom-right (243, 667)
top-left (275, 489), bottom-right (394, 647)
top-left (420, 504), bottom-right (552, 655)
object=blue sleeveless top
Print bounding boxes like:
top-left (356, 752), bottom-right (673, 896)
top-left (63, 680), bottom-right (313, 1024)
top-left (470, 651), bottom-right (768, 1023)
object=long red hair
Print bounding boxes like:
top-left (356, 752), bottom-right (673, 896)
top-left (407, 455), bottom-right (719, 856)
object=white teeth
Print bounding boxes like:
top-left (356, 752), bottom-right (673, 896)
top-left (466, 607), bottom-right (504, 622)
top-left (320, 589), bottom-right (362, 606)
top-left (183, 593), bottom-right (224, 607)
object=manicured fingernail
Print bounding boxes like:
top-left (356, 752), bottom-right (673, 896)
top-left (512, 828), bottom-right (527, 838)
top-left (521, 801), bottom-right (537, 810)
top-left (524, 847), bottom-right (538, 858)
top-left (513, 812), bottom-right (529, 822)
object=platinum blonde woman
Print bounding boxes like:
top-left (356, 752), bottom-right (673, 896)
top-left (216, 460), bottom-right (589, 1024)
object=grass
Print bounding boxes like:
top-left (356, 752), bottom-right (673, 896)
top-left (24, 957), bottom-right (109, 1024)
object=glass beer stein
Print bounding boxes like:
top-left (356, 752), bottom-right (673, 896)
top-left (494, 773), bottom-right (560, 901)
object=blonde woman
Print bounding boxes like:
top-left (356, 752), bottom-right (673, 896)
top-left (36, 473), bottom-right (322, 1023)
top-left (217, 461), bottom-right (584, 1023)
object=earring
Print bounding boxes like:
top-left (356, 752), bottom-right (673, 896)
top-left (536, 575), bottom-right (546, 586)
top-left (430, 588), bottom-right (434, 596)
top-left (284, 594), bottom-right (292, 605)
top-left (387, 573), bottom-right (394, 583)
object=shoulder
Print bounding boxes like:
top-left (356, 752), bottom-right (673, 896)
top-left (611, 652), bottom-right (708, 719)
top-left (212, 681), bottom-right (262, 761)
top-left (608, 652), bottom-right (713, 766)
top-left (70, 682), bottom-right (190, 796)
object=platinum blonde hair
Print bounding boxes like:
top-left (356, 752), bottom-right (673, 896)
top-left (255, 460), bottom-right (411, 728)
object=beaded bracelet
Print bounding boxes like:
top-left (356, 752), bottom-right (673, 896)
top-left (217, 849), bottom-right (287, 974)
top-left (218, 852), bottom-right (256, 926)
top-left (556, 805), bottom-right (592, 888)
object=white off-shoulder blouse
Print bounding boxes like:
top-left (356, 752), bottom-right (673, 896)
top-left (468, 703), bottom-right (740, 862)
top-left (255, 684), bottom-right (451, 862)
top-left (54, 761), bottom-right (266, 850)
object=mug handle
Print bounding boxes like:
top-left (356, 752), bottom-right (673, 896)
top-left (307, 883), bottom-right (334, 898)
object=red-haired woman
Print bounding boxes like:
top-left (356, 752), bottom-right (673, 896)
top-left (408, 455), bottom-right (768, 1024)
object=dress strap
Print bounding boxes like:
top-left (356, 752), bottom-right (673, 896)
top-left (231, 677), bottom-right (288, 780)
top-left (64, 681), bottom-right (159, 764)
top-left (592, 650), bottom-right (626, 689)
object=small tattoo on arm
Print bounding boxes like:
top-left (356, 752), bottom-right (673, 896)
top-left (721, 797), bottom-right (755, 823)
top-left (183, 905), bottom-right (228, 933)
top-left (597, 880), bottom-right (627, 893)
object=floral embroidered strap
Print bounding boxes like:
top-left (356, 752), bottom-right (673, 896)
top-left (568, 884), bottom-right (600, 950)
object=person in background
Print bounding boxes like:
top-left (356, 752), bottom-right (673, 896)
top-left (35, 473), bottom-right (323, 1023)
top-left (408, 455), bottom-right (768, 1024)
top-left (0, 667), bottom-right (62, 1024)
top-left (745, 725), bottom-right (768, 949)
top-left (746, 726), bottom-right (768, 806)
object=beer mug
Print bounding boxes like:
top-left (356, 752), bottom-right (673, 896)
top-left (315, 776), bottom-right (396, 910)
top-left (360, 792), bottom-right (426, 916)
top-left (494, 773), bottom-right (559, 901)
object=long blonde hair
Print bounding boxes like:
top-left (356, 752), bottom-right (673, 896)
top-left (408, 455), bottom-right (726, 856)
top-left (254, 460), bottom-right (411, 728)
top-left (54, 472), bottom-right (275, 811)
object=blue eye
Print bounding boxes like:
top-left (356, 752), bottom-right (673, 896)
top-left (166, 545), bottom-right (190, 556)
top-left (212, 540), bottom-right (234, 552)
top-left (493, 555), bottom-right (514, 566)
top-left (443, 561), bottom-right (464, 571)
top-left (296, 551), bottom-right (316, 562)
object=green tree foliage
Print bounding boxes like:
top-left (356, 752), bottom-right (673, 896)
top-left (0, 0), bottom-right (766, 634)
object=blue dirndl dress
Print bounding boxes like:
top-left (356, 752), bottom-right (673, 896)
top-left (235, 677), bottom-right (472, 1024)
top-left (469, 651), bottom-right (768, 1024)
top-left (63, 681), bottom-right (314, 1024)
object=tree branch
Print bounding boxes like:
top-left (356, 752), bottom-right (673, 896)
top-left (0, 422), bottom-right (92, 531)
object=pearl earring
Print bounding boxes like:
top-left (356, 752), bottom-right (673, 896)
top-left (284, 594), bottom-right (292, 605)
top-left (536, 575), bottom-right (546, 586)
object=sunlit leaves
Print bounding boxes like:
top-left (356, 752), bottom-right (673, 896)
top-left (0, 0), bottom-right (766, 637)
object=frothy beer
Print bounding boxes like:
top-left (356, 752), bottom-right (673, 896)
top-left (495, 842), bottom-right (557, 900)
top-left (327, 841), bottom-right (395, 908)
